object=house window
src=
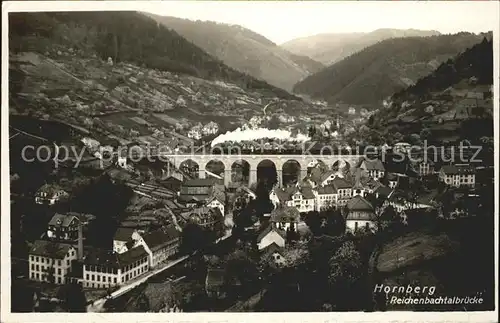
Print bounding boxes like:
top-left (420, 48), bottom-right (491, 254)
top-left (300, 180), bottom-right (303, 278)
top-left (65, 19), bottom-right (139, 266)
top-left (58, 268), bottom-right (61, 275)
top-left (92, 274), bottom-right (95, 281)
top-left (114, 277), bottom-right (117, 284)
top-left (97, 275), bottom-right (100, 282)
top-left (86, 274), bottom-right (89, 280)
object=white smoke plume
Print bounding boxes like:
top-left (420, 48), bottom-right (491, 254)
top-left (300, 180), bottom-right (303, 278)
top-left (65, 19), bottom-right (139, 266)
top-left (211, 127), bottom-right (310, 147)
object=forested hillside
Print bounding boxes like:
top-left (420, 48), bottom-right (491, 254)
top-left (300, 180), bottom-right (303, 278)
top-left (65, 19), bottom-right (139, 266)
top-left (9, 11), bottom-right (296, 99)
top-left (282, 28), bottom-right (440, 65)
top-left (292, 32), bottom-right (489, 105)
top-left (144, 13), bottom-right (324, 91)
top-left (358, 37), bottom-right (493, 147)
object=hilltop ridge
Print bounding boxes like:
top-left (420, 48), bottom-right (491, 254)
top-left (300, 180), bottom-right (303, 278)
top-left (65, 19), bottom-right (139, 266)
top-left (145, 13), bottom-right (324, 91)
top-left (292, 32), bottom-right (489, 106)
top-left (281, 28), bottom-right (441, 65)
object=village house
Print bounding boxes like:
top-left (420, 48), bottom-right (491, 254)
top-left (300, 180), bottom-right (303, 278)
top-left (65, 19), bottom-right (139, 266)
top-left (135, 226), bottom-right (181, 268)
top-left (29, 240), bottom-right (78, 284)
top-left (180, 206), bottom-right (224, 234)
top-left (202, 121), bottom-right (219, 135)
top-left (439, 164), bottom-right (476, 188)
top-left (205, 268), bottom-right (226, 299)
top-left (187, 124), bottom-right (203, 140)
top-left (345, 195), bottom-right (376, 233)
top-left (206, 188), bottom-right (226, 215)
top-left (286, 186), bottom-right (316, 213)
top-left (387, 173), bottom-right (399, 188)
top-left (178, 178), bottom-right (226, 205)
top-left (359, 159), bottom-right (385, 180)
top-left (158, 176), bottom-right (183, 193)
top-left (257, 225), bottom-right (287, 250)
top-left (260, 242), bottom-right (287, 268)
top-left (35, 184), bottom-right (69, 205)
top-left (332, 176), bottom-right (354, 206)
top-left (393, 142), bottom-right (411, 154)
top-left (47, 213), bottom-right (83, 241)
top-left (383, 190), bottom-right (436, 213)
top-left (113, 227), bottom-right (142, 254)
top-left (314, 185), bottom-right (338, 211)
top-left (270, 206), bottom-right (300, 231)
top-left (82, 246), bottom-right (149, 289)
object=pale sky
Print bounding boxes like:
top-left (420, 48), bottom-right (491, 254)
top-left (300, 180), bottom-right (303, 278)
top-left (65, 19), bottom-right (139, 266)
top-left (140, 1), bottom-right (499, 44)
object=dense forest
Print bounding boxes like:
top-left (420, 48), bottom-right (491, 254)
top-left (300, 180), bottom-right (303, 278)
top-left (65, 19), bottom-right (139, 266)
top-left (292, 32), bottom-right (490, 105)
top-left (145, 13), bottom-right (324, 91)
top-left (8, 11), bottom-right (298, 99)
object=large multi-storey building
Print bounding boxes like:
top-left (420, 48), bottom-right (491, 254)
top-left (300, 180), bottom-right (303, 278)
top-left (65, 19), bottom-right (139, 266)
top-left (439, 164), bottom-right (476, 188)
top-left (136, 226), bottom-right (181, 268)
top-left (82, 246), bottom-right (149, 289)
top-left (29, 240), bottom-right (78, 285)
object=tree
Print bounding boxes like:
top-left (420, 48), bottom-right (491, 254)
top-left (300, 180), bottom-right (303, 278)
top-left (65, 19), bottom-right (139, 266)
top-left (327, 241), bottom-right (363, 309)
top-left (136, 293), bottom-right (150, 312)
top-left (267, 115), bottom-right (281, 130)
top-left (420, 128), bottom-right (431, 141)
top-left (58, 282), bottom-right (87, 312)
top-left (180, 223), bottom-right (208, 254)
top-left (304, 211), bottom-right (321, 236)
top-left (308, 125), bottom-right (317, 138)
top-left (224, 248), bottom-right (258, 288)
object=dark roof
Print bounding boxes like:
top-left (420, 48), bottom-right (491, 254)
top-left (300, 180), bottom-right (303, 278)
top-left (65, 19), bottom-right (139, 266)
top-left (374, 185), bottom-right (393, 198)
top-left (117, 245), bottom-right (148, 266)
top-left (142, 226), bottom-right (180, 252)
top-left (48, 213), bottom-right (79, 227)
top-left (270, 206), bottom-right (300, 223)
top-left (36, 183), bottom-right (66, 196)
top-left (319, 170), bottom-right (336, 183)
top-left (159, 176), bottom-right (182, 185)
top-left (300, 187), bottom-right (315, 199)
top-left (84, 246), bottom-right (148, 268)
top-left (347, 196), bottom-right (374, 212)
top-left (260, 242), bottom-right (284, 256)
top-left (387, 173), bottom-right (398, 181)
top-left (206, 268), bottom-right (225, 288)
top-left (29, 240), bottom-right (74, 259)
top-left (316, 185), bottom-right (337, 195)
top-left (361, 159), bottom-right (385, 171)
top-left (440, 164), bottom-right (475, 175)
top-left (309, 167), bottom-right (323, 183)
top-left (113, 228), bottom-right (136, 242)
top-left (182, 178), bottom-right (217, 187)
top-left (273, 188), bottom-right (293, 203)
top-left (257, 225), bottom-right (287, 242)
top-left (332, 177), bottom-right (352, 190)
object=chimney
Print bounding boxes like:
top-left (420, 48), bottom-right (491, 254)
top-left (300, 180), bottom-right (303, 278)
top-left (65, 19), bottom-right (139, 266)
top-left (77, 219), bottom-right (84, 260)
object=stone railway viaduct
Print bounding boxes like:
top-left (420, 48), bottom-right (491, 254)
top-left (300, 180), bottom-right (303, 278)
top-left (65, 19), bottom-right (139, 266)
top-left (162, 154), bottom-right (365, 187)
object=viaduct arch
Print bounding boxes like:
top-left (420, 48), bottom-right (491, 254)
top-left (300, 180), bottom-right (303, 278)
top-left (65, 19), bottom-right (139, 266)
top-left (166, 154), bottom-right (364, 187)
